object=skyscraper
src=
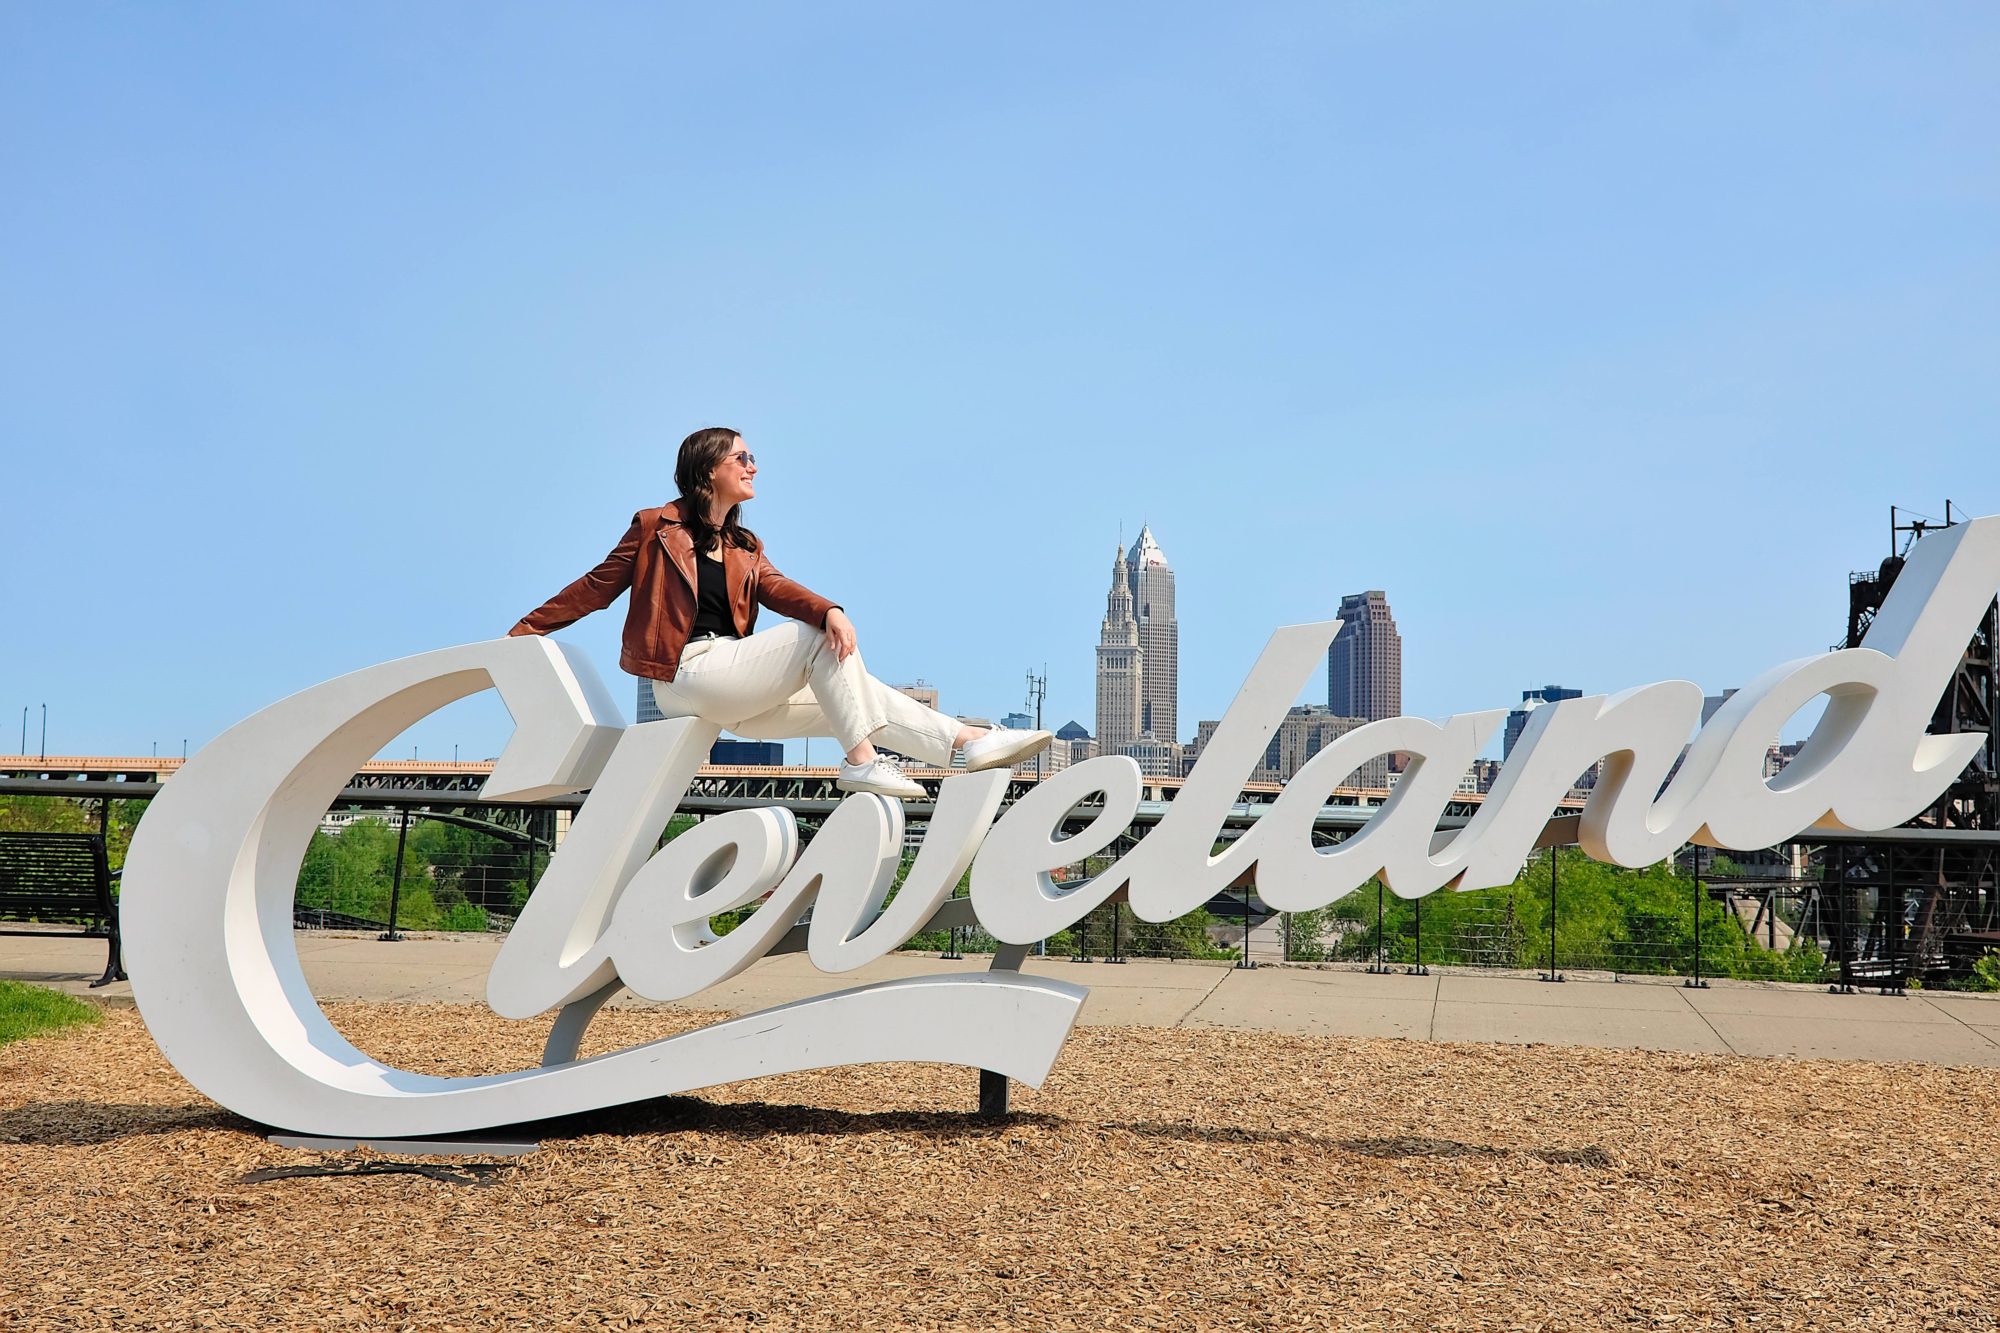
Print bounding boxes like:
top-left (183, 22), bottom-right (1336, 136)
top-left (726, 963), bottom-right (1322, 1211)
top-left (1125, 525), bottom-right (1178, 744)
top-left (1327, 590), bottom-right (1402, 788)
top-left (1095, 544), bottom-right (1142, 754)
top-left (1327, 590), bottom-right (1402, 722)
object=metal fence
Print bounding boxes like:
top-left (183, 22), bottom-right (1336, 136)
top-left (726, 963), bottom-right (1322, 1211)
top-left (8, 789), bottom-right (1987, 991)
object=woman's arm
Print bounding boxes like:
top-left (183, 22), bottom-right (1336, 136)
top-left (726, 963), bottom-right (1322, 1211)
top-left (752, 548), bottom-right (853, 656)
top-left (508, 514), bottom-right (644, 636)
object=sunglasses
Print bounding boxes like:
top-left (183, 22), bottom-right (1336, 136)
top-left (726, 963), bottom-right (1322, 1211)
top-left (726, 451), bottom-right (757, 468)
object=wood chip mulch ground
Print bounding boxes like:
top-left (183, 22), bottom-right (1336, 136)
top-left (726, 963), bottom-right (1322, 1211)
top-left (3, 1003), bottom-right (1996, 1331)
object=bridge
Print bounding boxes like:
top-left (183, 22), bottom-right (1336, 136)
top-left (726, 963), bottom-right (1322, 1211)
top-left (0, 752), bottom-right (1570, 825)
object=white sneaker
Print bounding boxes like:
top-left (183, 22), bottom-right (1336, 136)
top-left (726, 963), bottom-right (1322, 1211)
top-left (836, 754), bottom-right (926, 799)
top-left (960, 726), bottom-right (1054, 773)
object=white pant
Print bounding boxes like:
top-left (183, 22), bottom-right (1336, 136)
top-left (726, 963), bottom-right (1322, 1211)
top-left (648, 621), bottom-right (962, 766)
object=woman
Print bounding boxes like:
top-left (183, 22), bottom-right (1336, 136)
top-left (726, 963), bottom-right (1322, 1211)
top-left (508, 427), bottom-right (1050, 797)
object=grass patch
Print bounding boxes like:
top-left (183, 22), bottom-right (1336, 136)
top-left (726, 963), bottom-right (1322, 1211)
top-left (0, 981), bottom-right (103, 1047)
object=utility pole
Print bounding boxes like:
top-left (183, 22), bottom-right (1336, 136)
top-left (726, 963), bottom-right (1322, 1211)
top-left (1025, 667), bottom-right (1047, 780)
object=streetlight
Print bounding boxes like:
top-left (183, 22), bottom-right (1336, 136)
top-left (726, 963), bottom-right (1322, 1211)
top-left (18, 706), bottom-right (24, 756)
top-left (1025, 667), bottom-right (1047, 781)
top-left (39, 704), bottom-right (46, 760)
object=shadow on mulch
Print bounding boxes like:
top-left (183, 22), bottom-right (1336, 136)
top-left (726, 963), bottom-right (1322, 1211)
top-left (0, 1101), bottom-right (246, 1146)
top-left (531, 1102), bottom-right (1616, 1171)
top-left (1, 1095), bottom-right (1617, 1172)
top-left (530, 1096), bottom-right (1067, 1143)
top-left (1103, 1119), bottom-right (1615, 1168)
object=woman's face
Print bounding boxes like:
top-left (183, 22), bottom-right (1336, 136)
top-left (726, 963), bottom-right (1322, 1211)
top-left (710, 435), bottom-right (757, 508)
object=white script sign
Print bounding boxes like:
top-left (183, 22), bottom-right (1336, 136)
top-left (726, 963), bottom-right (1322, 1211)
top-left (122, 518), bottom-right (1999, 1135)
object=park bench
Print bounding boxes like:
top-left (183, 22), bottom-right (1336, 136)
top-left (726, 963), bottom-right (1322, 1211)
top-left (0, 831), bottom-right (125, 987)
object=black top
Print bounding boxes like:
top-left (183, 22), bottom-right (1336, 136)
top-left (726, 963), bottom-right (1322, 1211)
top-left (688, 552), bottom-right (736, 640)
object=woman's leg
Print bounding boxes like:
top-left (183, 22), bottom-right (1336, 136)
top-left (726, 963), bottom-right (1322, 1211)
top-left (650, 622), bottom-right (960, 766)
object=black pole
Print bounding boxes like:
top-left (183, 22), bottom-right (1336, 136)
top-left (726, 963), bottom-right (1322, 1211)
top-left (380, 807), bottom-right (408, 941)
top-left (1236, 888), bottom-right (1256, 969)
top-left (1684, 844), bottom-right (1708, 988)
top-left (39, 704), bottom-right (47, 760)
top-left (1366, 880), bottom-right (1391, 973)
top-left (1406, 894), bottom-right (1428, 976)
top-left (1831, 845), bottom-right (1854, 993)
top-left (18, 706), bottom-right (24, 755)
top-left (1108, 902), bottom-right (1127, 963)
top-left (1884, 848), bottom-right (1905, 996)
top-left (1540, 849), bottom-right (1564, 982)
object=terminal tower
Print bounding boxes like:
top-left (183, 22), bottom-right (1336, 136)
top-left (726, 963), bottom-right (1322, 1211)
top-left (1095, 525), bottom-right (1179, 756)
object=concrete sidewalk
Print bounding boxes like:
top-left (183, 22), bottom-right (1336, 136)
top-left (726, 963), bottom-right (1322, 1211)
top-left (8, 928), bottom-right (2000, 1067)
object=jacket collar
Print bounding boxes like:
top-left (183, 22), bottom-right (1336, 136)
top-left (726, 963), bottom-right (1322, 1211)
top-left (657, 501), bottom-right (698, 590)
top-left (657, 501), bottom-right (753, 631)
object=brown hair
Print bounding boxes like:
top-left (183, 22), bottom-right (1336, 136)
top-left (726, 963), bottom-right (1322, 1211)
top-left (674, 427), bottom-right (759, 554)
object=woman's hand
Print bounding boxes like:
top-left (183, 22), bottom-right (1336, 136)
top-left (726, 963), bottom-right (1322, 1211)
top-left (823, 607), bottom-right (858, 661)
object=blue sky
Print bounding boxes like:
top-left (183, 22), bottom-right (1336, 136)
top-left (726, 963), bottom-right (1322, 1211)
top-left (4, 3), bottom-right (1996, 764)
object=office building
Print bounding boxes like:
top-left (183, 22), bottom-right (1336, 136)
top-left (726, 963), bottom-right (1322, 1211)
top-left (710, 739), bottom-right (784, 766)
top-left (1120, 734), bottom-right (1184, 779)
top-left (1095, 545), bottom-right (1143, 754)
top-left (1327, 590), bottom-right (1401, 787)
top-left (1056, 720), bottom-right (1096, 767)
top-left (1184, 706), bottom-right (1367, 785)
top-left (895, 682), bottom-right (941, 714)
top-left (1095, 525), bottom-right (1180, 758)
top-left (1125, 525), bottom-right (1178, 744)
top-left (1502, 685), bottom-right (1584, 759)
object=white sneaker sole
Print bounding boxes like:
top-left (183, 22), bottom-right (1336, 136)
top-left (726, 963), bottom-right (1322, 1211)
top-left (963, 730), bottom-right (1054, 773)
top-left (835, 775), bottom-right (926, 800)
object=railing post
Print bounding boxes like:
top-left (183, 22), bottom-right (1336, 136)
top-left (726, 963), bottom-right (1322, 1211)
top-left (1831, 845), bottom-right (1855, 994)
top-left (380, 806), bottom-right (408, 942)
top-left (1540, 849), bottom-right (1564, 982)
top-left (1406, 894), bottom-right (1428, 976)
top-left (1366, 880), bottom-right (1391, 974)
top-left (1684, 844), bottom-right (1707, 989)
top-left (1236, 889), bottom-right (1257, 969)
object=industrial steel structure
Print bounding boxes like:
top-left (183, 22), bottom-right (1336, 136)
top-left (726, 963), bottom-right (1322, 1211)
top-left (1815, 503), bottom-right (2000, 988)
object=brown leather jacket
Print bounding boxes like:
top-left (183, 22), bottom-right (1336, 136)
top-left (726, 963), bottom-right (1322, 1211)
top-left (508, 500), bottom-right (838, 681)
